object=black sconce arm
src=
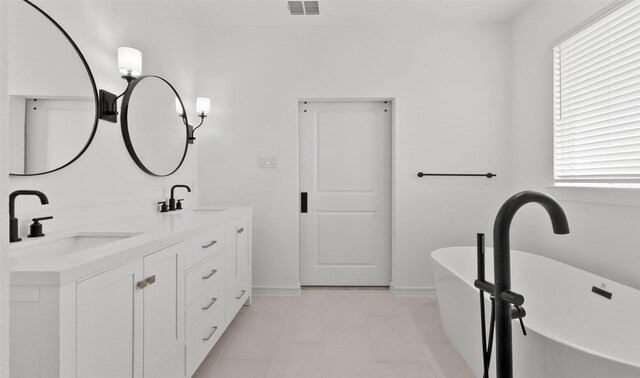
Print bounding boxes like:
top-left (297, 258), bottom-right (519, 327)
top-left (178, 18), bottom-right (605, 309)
top-left (192, 115), bottom-right (206, 132)
top-left (108, 79), bottom-right (134, 113)
top-left (181, 113), bottom-right (206, 144)
top-left (98, 75), bottom-right (137, 123)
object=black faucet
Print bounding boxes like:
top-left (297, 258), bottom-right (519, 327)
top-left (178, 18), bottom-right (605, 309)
top-left (10, 190), bottom-right (50, 243)
top-left (492, 190), bottom-right (569, 378)
top-left (169, 185), bottom-right (191, 211)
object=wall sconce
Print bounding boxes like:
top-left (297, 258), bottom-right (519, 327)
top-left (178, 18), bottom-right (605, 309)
top-left (177, 97), bottom-right (210, 144)
top-left (118, 47), bottom-right (142, 79)
top-left (98, 47), bottom-right (143, 123)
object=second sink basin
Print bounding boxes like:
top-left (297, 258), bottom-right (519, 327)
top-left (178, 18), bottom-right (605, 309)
top-left (193, 208), bottom-right (228, 213)
top-left (11, 232), bottom-right (141, 258)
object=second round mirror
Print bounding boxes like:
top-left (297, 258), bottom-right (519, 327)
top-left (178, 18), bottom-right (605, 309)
top-left (121, 76), bottom-right (188, 177)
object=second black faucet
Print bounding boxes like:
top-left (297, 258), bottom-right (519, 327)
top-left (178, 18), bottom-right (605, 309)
top-left (169, 185), bottom-right (191, 211)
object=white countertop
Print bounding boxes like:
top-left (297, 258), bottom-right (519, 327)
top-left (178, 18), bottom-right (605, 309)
top-left (9, 206), bottom-right (252, 285)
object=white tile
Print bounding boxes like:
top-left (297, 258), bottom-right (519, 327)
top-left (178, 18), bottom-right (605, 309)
top-left (396, 296), bottom-right (430, 309)
top-left (291, 289), bottom-right (330, 305)
top-left (402, 297), bottom-right (448, 344)
top-left (248, 296), bottom-right (293, 315)
top-left (194, 291), bottom-right (471, 378)
top-left (359, 290), bottom-right (403, 316)
top-left (322, 294), bottom-right (366, 330)
top-left (324, 289), bottom-right (362, 299)
top-left (322, 327), bottom-right (377, 378)
top-left (228, 305), bottom-right (250, 331)
top-left (208, 360), bottom-right (270, 378)
top-left (265, 342), bottom-right (323, 378)
top-left (278, 304), bottom-right (325, 343)
top-left (366, 315), bottom-right (427, 362)
top-left (376, 361), bottom-right (438, 378)
top-left (222, 313), bottom-right (285, 360)
top-left (421, 342), bottom-right (474, 378)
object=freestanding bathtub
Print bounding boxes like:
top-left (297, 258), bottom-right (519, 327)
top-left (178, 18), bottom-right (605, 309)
top-left (432, 247), bottom-right (640, 378)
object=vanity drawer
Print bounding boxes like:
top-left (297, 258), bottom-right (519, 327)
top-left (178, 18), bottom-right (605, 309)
top-left (185, 306), bottom-right (225, 377)
top-left (183, 226), bottom-right (225, 270)
top-left (185, 280), bottom-right (224, 340)
top-left (226, 271), bottom-right (251, 322)
top-left (185, 252), bottom-right (224, 307)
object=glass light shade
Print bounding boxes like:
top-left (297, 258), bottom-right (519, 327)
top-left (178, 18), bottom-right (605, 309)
top-left (196, 97), bottom-right (211, 116)
top-left (175, 98), bottom-right (184, 116)
top-left (118, 47), bottom-right (142, 76)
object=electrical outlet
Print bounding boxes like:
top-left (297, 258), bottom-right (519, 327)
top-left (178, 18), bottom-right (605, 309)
top-left (259, 157), bottom-right (278, 168)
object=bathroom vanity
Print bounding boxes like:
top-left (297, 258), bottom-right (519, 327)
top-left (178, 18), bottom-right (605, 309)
top-left (6, 2), bottom-right (250, 377)
top-left (8, 207), bottom-right (252, 378)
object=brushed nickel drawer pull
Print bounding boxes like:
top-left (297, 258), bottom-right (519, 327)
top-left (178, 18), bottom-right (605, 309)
top-left (202, 297), bottom-right (217, 310)
top-left (237, 227), bottom-right (244, 234)
top-left (203, 326), bottom-right (218, 342)
top-left (236, 290), bottom-right (246, 299)
top-left (136, 280), bottom-right (148, 289)
top-left (202, 240), bottom-right (217, 249)
top-left (202, 269), bottom-right (217, 280)
top-left (136, 275), bottom-right (156, 289)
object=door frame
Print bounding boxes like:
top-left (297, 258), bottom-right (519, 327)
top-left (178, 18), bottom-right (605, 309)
top-left (296, 97), bottom-right (397, 289)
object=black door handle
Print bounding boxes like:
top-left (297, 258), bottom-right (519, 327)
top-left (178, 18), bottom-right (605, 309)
top-left (301, 192), bottom-right (308, 213)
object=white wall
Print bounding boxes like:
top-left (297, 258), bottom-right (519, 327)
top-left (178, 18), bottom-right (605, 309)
top-left (196, 19), bottom-right (513, 293)
top-left (6, 1), bottom-right (201, 237)
top-left (1, 1), bottom-right (10, 375)
top-left (510, 0), bottom-right (640, 290)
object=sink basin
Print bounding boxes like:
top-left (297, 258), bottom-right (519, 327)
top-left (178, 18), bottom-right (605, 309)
top-left (10, 232), bottom-right (141, 258)
top-left (193, 208), bottom-right (228, 213)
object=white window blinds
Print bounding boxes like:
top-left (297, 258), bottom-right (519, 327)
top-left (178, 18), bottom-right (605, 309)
top-left (553, 0), bottom-right (640, 184)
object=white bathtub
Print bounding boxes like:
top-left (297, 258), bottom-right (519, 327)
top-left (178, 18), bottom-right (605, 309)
top-left (432, 247), bottom-right (640, 378)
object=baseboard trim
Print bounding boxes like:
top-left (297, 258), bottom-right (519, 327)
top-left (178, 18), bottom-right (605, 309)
top-left (252, 284), bottom-right (436, 297)
top-left (252, 285), bottom-right (302, 296)
top-left (389, 284), bottom-right (437, 297)
top-left (301, 285), bottom-right (389, 290)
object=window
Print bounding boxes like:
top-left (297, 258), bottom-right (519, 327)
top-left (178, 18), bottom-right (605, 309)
top-left (553, 0), bottom-right (640, 185)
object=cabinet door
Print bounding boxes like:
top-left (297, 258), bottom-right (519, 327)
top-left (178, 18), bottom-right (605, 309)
top-left (76, 260), bottom-right (143, 378)
top-left (225, 221), bottom-right (238, 289)
top-left (236, 219), bottom-right (250, 278)
top-left (143, 244), bottom-right (183, 378)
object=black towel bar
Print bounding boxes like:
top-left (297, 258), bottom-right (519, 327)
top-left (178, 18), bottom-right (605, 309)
top-left (417, 172), bottom-right (496, 178)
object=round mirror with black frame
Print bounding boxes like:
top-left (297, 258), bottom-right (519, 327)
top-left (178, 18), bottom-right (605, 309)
top-left (8, 0), bottom-right (99, 176)
top-left (121, 75), bottom-right (189, 177)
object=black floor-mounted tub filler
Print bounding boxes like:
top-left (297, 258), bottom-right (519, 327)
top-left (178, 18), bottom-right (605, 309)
top-left (474, 190), bottom-right (570, 378)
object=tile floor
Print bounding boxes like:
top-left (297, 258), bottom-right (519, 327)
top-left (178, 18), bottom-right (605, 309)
top-left (192, 289), bottom-right (474, 378)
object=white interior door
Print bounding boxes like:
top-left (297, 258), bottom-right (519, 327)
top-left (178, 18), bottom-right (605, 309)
top-left (299, 101), bottom-right (391, 286)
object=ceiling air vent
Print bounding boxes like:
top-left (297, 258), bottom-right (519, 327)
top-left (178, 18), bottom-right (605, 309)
top-left (303, 1), bottom-right (319, 15)
top-left (287, 1), bottom-right (319, 15)
top-left (288, 1), bottom-right (304, 15)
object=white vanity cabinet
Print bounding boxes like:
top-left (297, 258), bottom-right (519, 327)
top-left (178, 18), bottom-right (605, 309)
top-left (225, 217), bottom-right (252, 322)
top-left (183, 231), bottom-right (226, 377)
top-left (9, 209), bottom-right (252, 378)
top-left (77, 242), bottom-right (182, 378)
top-left (182, 218), bottom-right (251, 377)
top-left (76, 259), bottom-right (143, 378)
top-left (142, 243), bottom-right (183, 378)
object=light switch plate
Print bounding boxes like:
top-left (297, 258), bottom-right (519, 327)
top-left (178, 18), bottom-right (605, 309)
top-left (259, 157), bottom-right (278, 168)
